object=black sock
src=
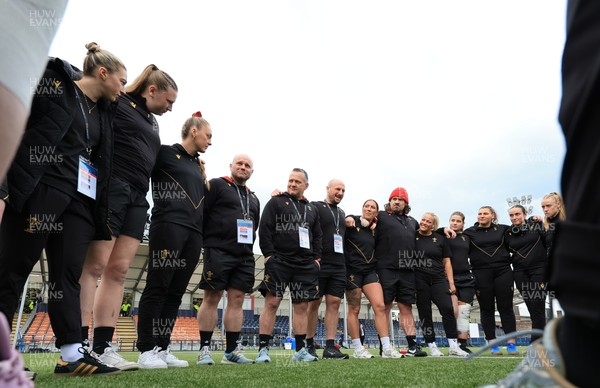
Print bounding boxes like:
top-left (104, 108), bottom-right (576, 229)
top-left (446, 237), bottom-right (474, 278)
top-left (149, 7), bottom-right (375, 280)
top-left (259, 334), bottom-right (271, 350)
top-left (458, 338), bottom-right (467, 347)
top-left (225, 331), bottom-right (240, 353)
top-left (325, 339), bottom-right (335, 348)
top-left (92, 326), bottom-right (114, 354)
top-left (378, 335), bottom-right (382, 355)
top-left (306, 337), bottom-right (314, 348)
top-left (81, 326), bottom-right (89, 346)
top-left (559, 317), bottom-right (596, 387)
top-left (200, 331), bottom-right (213, 348)
top-left (406, 335), bottom-right (417, 348)
top-left (295, 334), bottom-right (306, 351)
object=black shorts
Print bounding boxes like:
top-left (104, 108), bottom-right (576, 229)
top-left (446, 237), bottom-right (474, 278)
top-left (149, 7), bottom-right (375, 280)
top-left (316, 263), bottom-right (346, 298)
top-left (377, 268), bottom-right (416, 305)
top-left (258, 255), bottom-right (319, 303)
top-left (346, 269), bottom-right (379, 290)
top-left (199, 247), bottom-right (255, 293)
top-left (106, 177), bottom-right (149, 240)
top-left (454, 272), bottom-right (476, 304)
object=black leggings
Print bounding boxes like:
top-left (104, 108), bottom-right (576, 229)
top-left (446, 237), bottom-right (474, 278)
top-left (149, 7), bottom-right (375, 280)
top-left (136, 223), bottom-right (202, 352)
top-left (0, 184), bottom-right (94, 347)
top-left (415, 272), bottom-right (457, 343)
top-left (513, 267), bottom-right (546, 333)
top-left (472, 266), bottom-right (516, 340)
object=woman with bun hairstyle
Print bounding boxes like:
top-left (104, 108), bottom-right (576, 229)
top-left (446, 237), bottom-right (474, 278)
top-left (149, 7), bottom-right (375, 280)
top-left (0, 42), bottom-right (126, 376)
top-left (506, 204), bottom-right (548, 341)
top-left (345, 199), bottom-right (397, 359)
top-left (463, 206), bottom-right (518, 355)
top-left (79, 64), bottom-right (178, 370)
top-left (136, 113), bottom-right (212, 369)
top-left (415, 212), bottom-right (469, 357)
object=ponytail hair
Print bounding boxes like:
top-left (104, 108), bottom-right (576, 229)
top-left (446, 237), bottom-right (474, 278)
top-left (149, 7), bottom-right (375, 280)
top-left (125, 64), bottom-right (178, 96)
top-left (82, 42), bottom-right (126, 76)
top-left (480, 205), bottom-right (498, 225)
top-left (181, 111), bottom-right (209, 139)
top-left (542, 192), bottom-right (566, 231)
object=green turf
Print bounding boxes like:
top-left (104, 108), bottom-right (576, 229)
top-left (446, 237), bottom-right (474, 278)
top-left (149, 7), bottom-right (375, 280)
top-left (24, 348), bottom-right (523, 388)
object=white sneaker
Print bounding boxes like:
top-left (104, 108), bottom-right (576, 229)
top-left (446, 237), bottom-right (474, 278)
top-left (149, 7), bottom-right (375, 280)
top-left (428, 343), bottom-right (444, 357)
top-left (382, 348), bottom-right (404, 358)
top-left (99, 347), bottom-right (139, 371)
top-left (353, 346), bottom-right (374, 359)
top-left (449, 346), bottom-right (469, 357)
top-left (138, 346), bottom-right (168, 369)
top-left (196, 346), bottom-right (215, 365)
top-left (158, 345), bottom-right (189, 368)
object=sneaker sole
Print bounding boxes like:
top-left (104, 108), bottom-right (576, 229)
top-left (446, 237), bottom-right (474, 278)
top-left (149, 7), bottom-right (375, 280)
top-left (221, 359), bottom-right (255, 365)
top-left (166, 363), bottom-right (189, 368)
top-left (113, 363), bottom-right (139, 371)
top-left (54, 369), bottom-right (122, 377)
top-left (138, 364), bottom-right (168, 369)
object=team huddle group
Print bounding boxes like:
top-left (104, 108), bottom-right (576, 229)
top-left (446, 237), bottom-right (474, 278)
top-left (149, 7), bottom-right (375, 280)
top-left (0, 42), bottom-right (565, 378)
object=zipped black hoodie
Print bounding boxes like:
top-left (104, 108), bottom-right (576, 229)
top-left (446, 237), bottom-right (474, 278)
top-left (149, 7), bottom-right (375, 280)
top-left (0, 57), bottom-right (116, 239)
top-left (150, 144), bottom-right (206, 234)
top-left (505, 221), bottom-right (548, 271)
top-left (203, 176), bottom-right (260, 256)
top-left (311, 200), bottom-right (346, 266)
top-left (375, 210), bottom-right (419, 270)
top-left (259, 192), bottom-right (322, 264)
top-left (463, 223), bottom-right (511, 269)
top-left (344, 215), bottom-right (377, 273)
top-left (111, 93), bottom-right (161, 194)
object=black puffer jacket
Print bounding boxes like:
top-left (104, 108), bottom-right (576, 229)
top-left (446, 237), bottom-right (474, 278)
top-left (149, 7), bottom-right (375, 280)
top-left (0, 57), bottom-right (116, 239)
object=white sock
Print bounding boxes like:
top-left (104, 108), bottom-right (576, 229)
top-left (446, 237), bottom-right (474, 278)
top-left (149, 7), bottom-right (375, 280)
top-left (448, 338), bottom-right (459, 349)
top-left (427, 342), bottom-right (437, 350)
top-left (352, 338), bottom-right (362, 350)
top-left (381, 336), bottom-right (391, 351)
top-left (61, 343), bottom-right (82, 362)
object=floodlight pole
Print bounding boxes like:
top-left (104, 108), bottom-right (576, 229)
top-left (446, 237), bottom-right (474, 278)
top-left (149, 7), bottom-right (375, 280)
top-left (288, 292), bottom-right (292, 338)
top-left (343, 297), bottom-right (348, 347)
top-left (13, 276), bottom-right (30, 348)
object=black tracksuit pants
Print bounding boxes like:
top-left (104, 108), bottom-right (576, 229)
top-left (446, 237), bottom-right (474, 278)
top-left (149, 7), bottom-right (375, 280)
top-left (136, 223), bottom-right (202, 352)
top-left (0, 183), bottom-right (94, 348)
top-left (553, 0), bottom-right (600, 326)
top-left (513, 267), bottom-right (546, 333)
top-left (415, 272), bottom-right (457, 343)
top-left (472, 266), bottom-right (516, 340)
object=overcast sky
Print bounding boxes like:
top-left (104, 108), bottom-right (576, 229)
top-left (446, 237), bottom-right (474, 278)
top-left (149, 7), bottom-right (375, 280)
top-left (48, 0), bottom-right (568, 242)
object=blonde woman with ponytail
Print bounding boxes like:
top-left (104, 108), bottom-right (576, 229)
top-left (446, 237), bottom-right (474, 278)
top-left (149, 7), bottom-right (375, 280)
top-left (79, 64), bottom-right (178, 370)
top-left (136, 113), bottom-right (212, 369)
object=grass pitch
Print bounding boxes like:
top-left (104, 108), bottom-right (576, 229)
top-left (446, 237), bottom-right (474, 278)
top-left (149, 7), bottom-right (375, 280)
top-left (25, 347), bottom-right (522, 388)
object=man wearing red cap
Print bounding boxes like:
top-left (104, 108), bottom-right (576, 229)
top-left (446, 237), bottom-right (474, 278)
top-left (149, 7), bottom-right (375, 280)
top-left (377, 187), bottom-right (427, 356)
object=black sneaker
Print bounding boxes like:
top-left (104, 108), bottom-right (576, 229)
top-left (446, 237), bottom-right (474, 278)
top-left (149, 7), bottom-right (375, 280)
top-left (54, 348), bottom-right (121, 376)
top-left (307, 345), bottom-right (319, 359)
top-left (322, 346), bottom-right (349, 359)
top-left (459, 343), bottom-right (473, 354)
top-left (406, 345), bottom-right (427, 357)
